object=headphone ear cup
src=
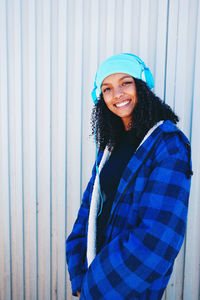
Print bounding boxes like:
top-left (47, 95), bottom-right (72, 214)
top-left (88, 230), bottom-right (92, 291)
top-left (144, 68), bottom-right (154, 89)
top-left (133, 54), bottom-right (154, 89)
top-left (91, 87), bottom-right (98, 104)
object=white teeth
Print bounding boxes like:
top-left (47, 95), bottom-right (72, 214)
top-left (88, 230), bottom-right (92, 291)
top-left (115, 100), bottom-right (130, 108)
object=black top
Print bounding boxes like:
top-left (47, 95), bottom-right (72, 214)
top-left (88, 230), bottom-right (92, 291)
top-left (96, 129), bottom-right (140, 254)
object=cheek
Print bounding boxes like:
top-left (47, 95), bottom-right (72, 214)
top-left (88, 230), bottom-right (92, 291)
top-left (103, 97), bottom-right (112, 108)
top-left (127, 86), bottom-right (137, 97)
top-left (104, 100), bottom-right (116, 114)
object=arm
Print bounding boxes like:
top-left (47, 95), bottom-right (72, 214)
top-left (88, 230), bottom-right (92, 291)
top-left (81, 134), bottom-right (192, 299)
top-left (66, 161), bottom-right (97, 296)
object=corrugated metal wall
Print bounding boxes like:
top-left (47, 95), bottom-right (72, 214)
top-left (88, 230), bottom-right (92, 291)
top-left (0, 0), bottom-right (199, 299)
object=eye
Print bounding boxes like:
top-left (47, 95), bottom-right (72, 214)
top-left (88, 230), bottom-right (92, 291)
top-left (122, 81), bottom-right (133, 86)
top-left (102, 87), bottom-right (111, 93)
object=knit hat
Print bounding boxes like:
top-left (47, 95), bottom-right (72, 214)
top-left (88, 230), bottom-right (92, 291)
top-left (91, 53), bottom-right (154, 104)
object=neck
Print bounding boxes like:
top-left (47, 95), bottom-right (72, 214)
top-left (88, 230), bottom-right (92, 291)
top-left (122, 116), bottom-right (133, 131)
top-left (124, 120), bottom-right (133, 131)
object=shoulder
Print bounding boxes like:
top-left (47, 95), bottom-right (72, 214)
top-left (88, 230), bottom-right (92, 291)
top-left (155, 121), bottom-right (191, 156)
top-left (138, 120), bottom-right (191, 162)
top-left (152, 121), bottom-right (192, 176)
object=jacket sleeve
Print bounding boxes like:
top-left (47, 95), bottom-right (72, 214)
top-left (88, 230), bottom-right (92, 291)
top-left (80, 133), bottom-right (192, 300)
top-left (66, 161), bottom-right (97, 296)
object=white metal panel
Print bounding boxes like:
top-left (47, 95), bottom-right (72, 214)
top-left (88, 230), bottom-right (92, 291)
top-left (21, 0), bottom-right (37, 299)
top-left (165, 0), bottom-right (179, 110)
top-left (122, 0), bottom-right (134, 52)
top-left (66, 0), bottom-right (83, 233)
top-left (36, 0), bottom-right (51, 298)
top-left (81, 0), bottom-right (98, 193)
top-left (0, 1), bottom-right (11, 299)
top-left (154, 0), bottom-right (168, 100)
top-left (166, 1), bottom-right (199, 298)
top-left (66, 1), bottom-right (84, 299)
top-left (6, 0), bottom-right (24, 299)
top-left (105, 0), bottom-right (116, 56)
top-left (0, 0), bottom-right (200, 299)
top-left (128, 0), bottom-right (141, 54)
top-left (114, 0), bottom-right (124, 52)
top-left (183, 1), bottom-right (200, 298)
top-left (139, 0), bottom-right (150, 62)
top-left (98, 0), bottom-right (115, 62)
top-left (51, 0), bottom-right (67, 299)
top-left (174, 0), bottom-right (197, 134)
top-left (138, 0), bottom-right (157, 90)
top-left (147, 0), bottom-right (158, 78)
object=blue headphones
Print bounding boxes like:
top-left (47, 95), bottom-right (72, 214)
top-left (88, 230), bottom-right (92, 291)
top-left (91, 53), bottom-right (154, 104)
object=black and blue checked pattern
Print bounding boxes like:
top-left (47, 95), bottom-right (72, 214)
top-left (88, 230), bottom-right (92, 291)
top-left (66, 121), bottom-right (192, 299)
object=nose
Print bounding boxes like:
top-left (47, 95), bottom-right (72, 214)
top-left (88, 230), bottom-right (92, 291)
top-left (113, 86), bottom-right (124, 99)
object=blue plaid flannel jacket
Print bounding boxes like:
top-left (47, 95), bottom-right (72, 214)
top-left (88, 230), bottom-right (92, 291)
top-left (66, 121), bottom-right (192, 300)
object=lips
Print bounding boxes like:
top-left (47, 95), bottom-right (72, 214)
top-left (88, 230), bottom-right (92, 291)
top-left (114, 99), bottom-right (131, 108)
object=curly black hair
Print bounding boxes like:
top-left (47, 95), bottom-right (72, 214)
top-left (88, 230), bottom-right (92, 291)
top-left (91, 78), bottom-right (179, 151)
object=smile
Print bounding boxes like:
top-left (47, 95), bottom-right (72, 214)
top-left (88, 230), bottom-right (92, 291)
top-left (114, 100), bottom-right (131, 108)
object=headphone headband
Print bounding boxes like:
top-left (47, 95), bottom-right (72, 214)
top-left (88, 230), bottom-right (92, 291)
top-left (91, 53), bottom-right (154, 104)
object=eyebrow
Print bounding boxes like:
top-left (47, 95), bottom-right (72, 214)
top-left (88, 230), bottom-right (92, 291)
top-left (101, 75), bottom-right (133, 86)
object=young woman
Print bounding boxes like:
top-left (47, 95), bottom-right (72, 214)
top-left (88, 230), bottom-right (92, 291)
top-left (66, 53), bottom-right (192, 300)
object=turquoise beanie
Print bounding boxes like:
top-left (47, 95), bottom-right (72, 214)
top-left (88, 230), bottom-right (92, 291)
top-left (91, 53), bottom-right (154, 104)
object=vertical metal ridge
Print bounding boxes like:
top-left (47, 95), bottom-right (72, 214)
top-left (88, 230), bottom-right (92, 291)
top-left (34, 0), bottom-right (39, 298)
top-left (183, 1), bottom-right (200, 297)
top-left (5, 0), bottom-right (12, 298)
top-left (49, 0), bottom-right (53, 298)
top-left (19, 0), bottom-right (25, 298)
top-left (80, 0), bottom-right (85, 203)
top-left (97, 0), bottom-right (100, 66)
top-left (172, 0), bottom-right (180, 111)
top-left (65, 0), bottom-right (69, 297)
top-left (164, 0), bottom-right (170, 103)
top-left (187, 0), bottom-right (199, 142)
top-left (174, 0), bottom-right (180, 112)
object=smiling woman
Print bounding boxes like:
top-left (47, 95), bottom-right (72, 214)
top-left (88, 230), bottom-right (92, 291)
top-left (101, 73), bottom-right (138, 130)
top-left (66, 53), bottom-right (192, 300)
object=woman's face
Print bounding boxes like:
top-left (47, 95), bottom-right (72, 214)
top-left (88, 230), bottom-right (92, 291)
top-left (101, 73), bottom-right (138, 130)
